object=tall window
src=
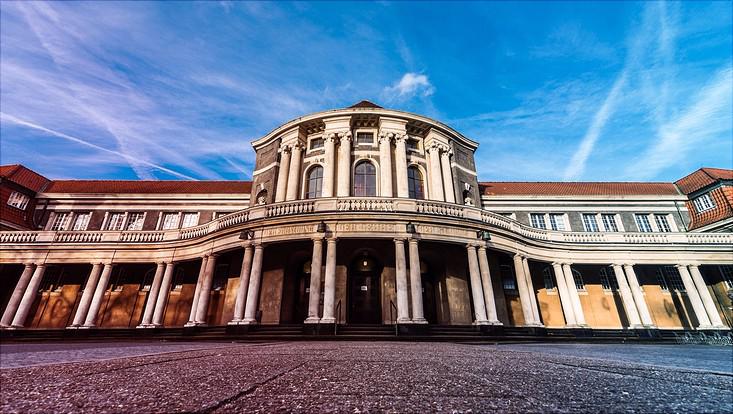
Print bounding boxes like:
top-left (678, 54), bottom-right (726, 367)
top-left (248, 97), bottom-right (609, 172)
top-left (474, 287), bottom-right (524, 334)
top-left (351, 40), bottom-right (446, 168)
top-left (530, 213), bottom-right (547, 229)
top-left (572, 269), bottom-right (585, 291)
top-left (161, 213), bottom-right (179, 230)
top-left (106, 213), bottom-right (126, 231)
top-left (353, 161), bottom-right (376, 196)
top-left (51, 213), bottom-right (71, 231)
top-left (306, 166), bottom-right (323, 199)
top-left (548, 214), bottom-right (565, 231)
top-left (601, 214), bottom-right (619, 232)
top-left (126, 213), bottom-right (145, 230)
top-left (657, 266), bottom-right (685, 292)
top-left (7, 191), bottom-right (30, 210)
top-left (599, 267), bottom-right (618, 290)
top-left (181, 213), bottom-right (199, 228)
top-left (720, 265), bottom-right (733, 290)
top-left (693, 193), bottom-right (715, 212)
top-left (542, 267), bottom-right (555, 290)
top-left (635, 214), bottom-right (653, 232)
top-left (499, 264), bottom-right (517, 292)
top-left (654, 214), bottom-right (672, 232)
top-left (582, 214), bottom-right (599, 232)
top-left (72, 213), bottom-right (91, 231)
top-left (407, 166), bottom-right (424, 199)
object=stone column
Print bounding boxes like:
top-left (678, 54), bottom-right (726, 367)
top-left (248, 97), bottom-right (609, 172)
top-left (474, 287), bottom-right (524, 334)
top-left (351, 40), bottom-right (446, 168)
top-left (684, 265), bottom-right (722, 328)
top-left (336, 132), bottom-right (352, 197)
top-left (512, 254), bottom-right (535, 325)
top-left (407, 239), bottom-right (426, 323)
top-left (305, 237), bottom-right (324, 323)
top-left (467, 245), bottom-right (489, 324)
top-left (83, 263), bottom-right (113, 328)
top-left (561, 263), bottom-right (587, 326)
top-left (477, 247), bottom-right (500, 324)
top-left (623, 264), bottom-right (655, 327)
top-left (275, 145), bottom-right (291, 202)
top-left (552, 262), bottom-right (577, 326)
top-left (321, 238), bottom-right (338, 323)
top-left (322, 134), bottom-right (337, 198)
top-left (152, 262), bottom-right (176, 327)
top-left (286, 143), bottom-right (303, 201)
top-left (378, 133), bottom-right (394, 197)
top-left (9, 264), bottom-right (45, 328)
top-left (138, 262), bottom-right (165, 327)
top-left (676, 265), bottom-right (712, 328)
top-left (242, 244), bottom-right (265, 324)
top-left (230, 244), bottom-right (254, 324)
top-left (522, 257), bottom-right (542, 325)
top-left (440, 148), bottom-right (456, 203)
top-left (1, 264), bottom-right (35, 327)
top-left (427, 145), bottom-right (445, 201)
top-left (186, 255), bottom-right (208, 326)
top-left (195, 253), bottom-right (218, 325)
top-left (611, 264), bottom-right (643, 328)
top-left (394, 135), bottom-right (409, 198)
top-left (394, 238), bottom-right (411, 323)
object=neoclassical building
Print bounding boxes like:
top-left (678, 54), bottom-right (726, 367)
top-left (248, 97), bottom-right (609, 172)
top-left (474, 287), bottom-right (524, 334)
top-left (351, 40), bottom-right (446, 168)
top-left (1, 101), bottom-right (732, 336)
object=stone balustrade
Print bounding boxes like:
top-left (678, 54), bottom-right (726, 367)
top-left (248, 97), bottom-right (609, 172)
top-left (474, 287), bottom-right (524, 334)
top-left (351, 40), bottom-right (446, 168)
top-left (1, 198), bottom-right (731, 247)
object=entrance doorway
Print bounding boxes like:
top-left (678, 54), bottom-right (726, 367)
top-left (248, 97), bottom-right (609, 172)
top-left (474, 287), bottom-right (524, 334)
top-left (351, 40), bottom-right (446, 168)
top-left (348, 252), bottom-right (382, 324)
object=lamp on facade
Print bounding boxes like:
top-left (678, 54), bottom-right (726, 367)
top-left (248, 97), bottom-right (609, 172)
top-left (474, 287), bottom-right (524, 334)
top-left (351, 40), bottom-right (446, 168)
top-left (406, 222), bottom-right (417, 234)
top-left (316, 221), bottom-right (327, 233)
top-left (477, 229), bottom-right (491, 241)
top-left (239, 229), bottom-right (255, 240)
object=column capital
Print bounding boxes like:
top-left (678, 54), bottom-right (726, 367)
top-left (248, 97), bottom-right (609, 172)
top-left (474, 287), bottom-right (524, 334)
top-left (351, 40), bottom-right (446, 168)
top-left (477, 245), bottom-right (488, 252)
top-left (278, 144), bottom-right (292, 154)
top-left (241, 240), bottom-right (253, 248)
top-left (611, 263), bottom-right (625, 268)
top-left (311, 235), bottom-right (325, 242)
top-left (466, 242), bottom-right (481, 249)
top-left (155, 261), bottom-right (166, 266)
top-left (291, 142), bottom-right (305, 151)
top-left (23, 262), bottom-right (35, 267)
top-left (408, 237), bottom-right (419, 245)
top-left (622, 263), bottom-right (635, 268)
top-left (513, 253), bottom-right (525, 259)
top-left (551, 261), bottom-right (564, 267)
top-left (393, 237), bottom-right (406, 244)
top-left (326, 237), bottom-right (338, 244)
top-left (337, 130), bottom-right (352, 140)
top-left (34, 262), bottom-right (47, 267)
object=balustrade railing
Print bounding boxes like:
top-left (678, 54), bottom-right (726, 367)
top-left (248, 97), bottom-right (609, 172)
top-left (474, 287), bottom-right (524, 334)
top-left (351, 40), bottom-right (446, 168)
top-left (1, 197), bottom-right (731, 247)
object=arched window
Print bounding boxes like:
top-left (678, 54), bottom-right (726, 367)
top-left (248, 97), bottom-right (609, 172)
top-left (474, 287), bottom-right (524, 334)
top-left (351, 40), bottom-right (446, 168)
top-left (306, 166), bottom-right (323, 199)
top-left (353, 161), bottom-right (376, 196)
top-left (407, 166), bottom-right (425, 199)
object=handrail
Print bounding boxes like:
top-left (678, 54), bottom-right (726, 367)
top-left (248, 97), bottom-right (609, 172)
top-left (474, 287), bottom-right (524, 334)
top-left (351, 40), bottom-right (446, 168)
top-left (389, 300), bottom-right (398, 336)
top-left (334, 299), bottom-right (342, 335)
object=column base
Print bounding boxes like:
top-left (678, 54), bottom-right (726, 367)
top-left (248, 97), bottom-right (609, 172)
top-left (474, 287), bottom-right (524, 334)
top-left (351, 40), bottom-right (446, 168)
top-left (707, 325), bottom-right (731, 330)
top-left (523, 323), bottom-right (545, 327)
top-left (411, 318), bottom-right (428, 324)
top-left (473, 320), bottom-right (491, 326)
top-left (320, 317), bottom-right (335, 324)
top-left (397, 317), bottom-right (412, 324)
top-left (487, 320), bottom-right (503, 326)
top-left (80, 325), bottom-right (96, 329)
top-left (304, 317), bottom-right (321, 324)
top-left (184, 321), bottom-right (199, 327)
top-left (66, 325), bottom-right (82, 330)
top-left (239, 318), bottom-right (258, 325)
top-left (227, 320), bottom-right (243, 326)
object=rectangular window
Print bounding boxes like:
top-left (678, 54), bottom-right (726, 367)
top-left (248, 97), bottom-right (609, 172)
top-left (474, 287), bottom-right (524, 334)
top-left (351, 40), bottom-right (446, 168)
top-left (356, 132), bottom-right (373, 145)
top-left (161, 213), bottom-right (180, 230)
top-left (693, 193), bottom-right (715, 213)
top-left (635, 214), bottom-right (653, 232)
top-left (72, 213), bottom-right (91, 231)
top-left (657, 266), bottom-right (685, 292)
top-left (654, 214), bottom-right (672, 232)
top-left (582, 214), bottom-right (599, 232)
top-left (542, 268), bottom-right (555, 290)
top-left (106, 213), bottom-right (126, 231)
top-left (601, 214), bottom-right (619, 232)
top-left (499, 265), bottom-right (517, 292)
top-left (548, 214), bottom-right (565, 231)
top-left (310, 137), bottom-right (324, 150)
top-left (573, 271), bottom-right (585, 291)
top-left (51, 213), bottom-right (71, 231)
top-left (720, 265), bottom-right (733, 290)
top-left (599, 267), bottom-right (618, 290)
top-left (406, 138), bottom-right (419, 151)
top-left (181, 213), bottom-right (199, 228)
top-left (7, 191), bottom-right (30, 210)
top-left (529, 213), bottom-right (546, 229)
top-left (126, 212), bottom-right (145, 230)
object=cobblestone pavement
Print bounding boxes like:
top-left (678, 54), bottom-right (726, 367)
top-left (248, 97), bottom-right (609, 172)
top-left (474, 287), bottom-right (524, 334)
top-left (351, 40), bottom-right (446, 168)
top-left (1, 341), bottom-right (731, 413)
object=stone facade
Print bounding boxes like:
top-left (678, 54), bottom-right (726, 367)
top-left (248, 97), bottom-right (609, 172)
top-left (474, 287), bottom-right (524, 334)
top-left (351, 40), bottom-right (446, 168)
top-left (1, 102), bottom-right (732, 333)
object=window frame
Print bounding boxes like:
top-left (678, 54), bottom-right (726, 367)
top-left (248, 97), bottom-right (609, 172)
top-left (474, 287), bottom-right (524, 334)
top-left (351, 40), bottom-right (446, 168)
top-left (72, 212), bottom-right (92, 231)
top-left (693, 193), bottom-right (715, 213)
top-left (407, 165), bottom-right (425, 200)
top-left (309, 136), bottom-right (324, 151)
top-left (7, 191), bottom-right (30, 210)
top-left (354, 130), bottom-right (376, 146)
top-left (50, 213), bottom-right (71, 231)
top-left (160, 212), bottom-right (181, 230)
top-left (125, 212), bottom-right (146, 231)
top-left (572, 269), bottom-right (586, 291)
top-left (541, 267), bottom-right (556, 292)
top-left (181, 212), bottom-right (200, 229)
top-left (657, 266), bottom-right (685, 292)
top-left (105, 212), bottom-right (127, 231)
top-left (635, 214), bottom-right (653, 232)
top-left (720, 265), bottom-right (733, 290)
top-left (499, 264), bottom-right (517, 293)
top-left (305, 165), bottom-right (324, 199)
top-left (548, 213), bottom-right (566, 231)
top-left (529, 213), bottom-right (547, 230)
top-left (600, 213), bottom-right (620, 232)
top-left (654, 214), bottom-right (672, 232)
top-left (353, 160), bottom-right (377, 197)
top-left (582, 213), bottom-right (600, 232)
top-left (599, 267), bottom-right (619, 291)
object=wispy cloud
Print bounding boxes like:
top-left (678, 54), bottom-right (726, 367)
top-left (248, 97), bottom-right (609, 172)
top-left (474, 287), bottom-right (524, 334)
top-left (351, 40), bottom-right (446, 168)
top-left (383, 73), bottom-right (435, 101)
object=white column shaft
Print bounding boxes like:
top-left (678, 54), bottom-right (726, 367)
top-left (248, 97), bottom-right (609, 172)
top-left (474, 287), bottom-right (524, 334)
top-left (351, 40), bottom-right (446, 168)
top-left (275, 147), bottom-right (291, 202)
top-left (477, 247), bottom-right (500, 323)
top-left (427, 147), bottom-right (444, 201)
top-left (1, 264), bottom-right (35, 327)
top-left (467, 245), bottom-right (489, 324)
top-left (512, 255), bottom-right (535, 325)
top-left (440, 151), bottom-right (455, 203)
top-left (612, 264), bottom-right (642, 327)
top-left (243, 245), bottom-right (265, 323)
top-left (195, 254), bottom-right (218, 324)
top-left (688, 265), bottom-right (725, 327)
top-left (321, 239), bottom-right (338, 323)
top-left (231, 246), bottom-right (254, 322)
top-left (285, 144), bottom-right (303, 201)
top-left (336, 135), bottom-right (351, 197)
top-left (623, 265), bottom-right (654, 327)
top-left (139, 263), bottom-right (165, 327)
top-left (522, 258), bottom-right (542, 324)
top-left (394, 239), bottom-right (411, 322)
top-left (305, 238), bottom-right (323, 323)
top-left (187, 256), bottom-right (208, 324)
top-left (10, 264), bottom-right (46, 328)
top-left (677, 265), bottom-right (712, 328)
top-left (562, 263), bottom-right (587, 326)
top-left (83, 264), bottom-right (113, 327)
top-left (552, 263), bottom-right (577, 326)
top-left (322, 136), bottom-right (336, 197)
top-left (394, 136), bottom-right (409, 198)
top-left (379, 136), bottom-right (393, 197)
top-left (152, 262), bottom-right (175, 326)
top-left (408, 239), bottom-right (426, 323)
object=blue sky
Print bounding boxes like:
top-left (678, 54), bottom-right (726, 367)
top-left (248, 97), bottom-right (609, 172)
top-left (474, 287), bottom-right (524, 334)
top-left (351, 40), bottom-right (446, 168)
top-left (1, 1), bottom-right (731, 182)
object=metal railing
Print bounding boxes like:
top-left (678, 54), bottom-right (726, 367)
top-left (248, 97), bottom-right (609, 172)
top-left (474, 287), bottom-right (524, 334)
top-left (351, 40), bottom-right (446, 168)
top-left (673, 331), bottom-right (732, 346)
top-left (389, 300), bottom-right (398, 336)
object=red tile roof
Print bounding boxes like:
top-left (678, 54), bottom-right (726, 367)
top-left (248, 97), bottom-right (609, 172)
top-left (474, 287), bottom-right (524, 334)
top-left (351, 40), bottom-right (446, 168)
top-left (479, 182), bottom-right (680, 196)
top-left (0, 164), bottom-right (51, 193)
top-left (675, 167), bottom-right (733, 195)
top-left (44, 180), bottom-right (252, 194)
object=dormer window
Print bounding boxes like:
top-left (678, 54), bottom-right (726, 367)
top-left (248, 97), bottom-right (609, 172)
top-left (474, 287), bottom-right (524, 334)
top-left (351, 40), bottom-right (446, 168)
top-left (7, 191), bottom-right (30, 210)
top-left (693, 193), bottom-right (715, 213)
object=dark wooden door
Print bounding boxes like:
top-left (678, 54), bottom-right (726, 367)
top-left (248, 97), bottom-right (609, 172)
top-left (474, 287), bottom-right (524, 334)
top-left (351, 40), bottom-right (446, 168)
top-left (348, 272), bottom-right (380, 324)
top-left (422, 276), bottom-right (437, 324)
